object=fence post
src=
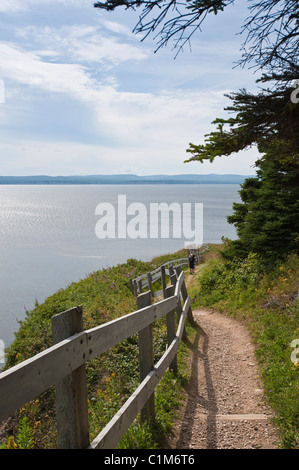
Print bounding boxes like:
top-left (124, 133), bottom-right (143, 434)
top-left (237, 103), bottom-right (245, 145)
top-left (147, 272), bottom-right (154, 298)
top-left (137, 291), bottom-right (155, 422)
top-left (175, 266), bottom-right (195, 325)
top-left (169, 265), bottom-right (175, 277)
top-left (161, 265), bottom-right (166, 298)
top-left (170, 273), bottom-right (187, 340)
top-left (164, 285), bottom-right (178, 373)
top-left (51, 306), bottom-right (90, 449)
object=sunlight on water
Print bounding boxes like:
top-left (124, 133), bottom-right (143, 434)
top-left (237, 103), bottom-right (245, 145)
top-left (0, 184), bottom-right (241, 347)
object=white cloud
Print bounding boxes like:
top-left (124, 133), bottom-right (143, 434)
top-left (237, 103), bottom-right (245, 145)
top-left (0, 42), bottom-right (94, 98)
top-left (0, 136), bottom-right (258, 176)
top-left (0, 0), bottom-right (85, 13)
top-left (102, 20), bottom-right (133, 37)
top-left (0, 0), bottom-right (259, 176)
top-left (14, 24), bottom-right (148, 64)
top-left (90, 88), bottom-right (231, 149)
top-left (0, 39), bottom-right (256, 175)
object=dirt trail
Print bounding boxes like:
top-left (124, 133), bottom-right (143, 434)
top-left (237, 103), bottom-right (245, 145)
top-left (166, 268), bottom-right (280, 449)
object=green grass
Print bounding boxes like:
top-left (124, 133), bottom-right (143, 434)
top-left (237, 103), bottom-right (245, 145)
top-left (0, 249), bottom-right (195, 449)
top-left (2, 244), bottom-right (298, 449)
top-left (189, 247), bottom-right (299, 449)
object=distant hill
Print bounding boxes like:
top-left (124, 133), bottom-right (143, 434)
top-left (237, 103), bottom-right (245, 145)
top-left (0, 174), bottom-right (251, 185)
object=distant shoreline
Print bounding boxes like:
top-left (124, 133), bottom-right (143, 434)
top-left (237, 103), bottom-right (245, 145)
top-left (0, 174), bottom-right (251, 185)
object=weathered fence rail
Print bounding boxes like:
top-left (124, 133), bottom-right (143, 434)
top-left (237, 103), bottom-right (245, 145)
top-left (130, 247), bottom-right (208, 298)
top-left (0, 265), bottom-right (194, 449)
top-left (130, 257), bottom-right (189, 298)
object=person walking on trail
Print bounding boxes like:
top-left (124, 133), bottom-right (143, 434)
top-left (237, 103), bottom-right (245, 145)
top-left (189, 253), bottom-right (195, 274)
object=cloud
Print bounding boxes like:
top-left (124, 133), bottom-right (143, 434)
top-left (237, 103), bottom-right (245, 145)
top-left (0, 1), bottom-right (259, 177)
top-left (102, 20), bottom-right (133, 37)
top-left (0, 42), bottom-right (94, 98)
top-left (14, 24), bottom-right (148, 64)
top-left (0, 40), bottom-right (252, 174)
top-left (90, 88), bottom-right (229, 148)
top-left (0, 135), bottom-right (258, 176)
top-left (0, 0), bottom-right (84, 13)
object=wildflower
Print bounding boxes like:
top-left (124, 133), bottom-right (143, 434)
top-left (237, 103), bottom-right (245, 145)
top-left (7, 436), bottom-right (18, 449)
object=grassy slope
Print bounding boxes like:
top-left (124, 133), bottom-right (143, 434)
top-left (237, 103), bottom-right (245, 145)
top-left (188, 245), bottom-right (299, 449)
top-left (1, 245), bottom-right (298, 449)
top-left (1, 248), bottom-right (197, 449)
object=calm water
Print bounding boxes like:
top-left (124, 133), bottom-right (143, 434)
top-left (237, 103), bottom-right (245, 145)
top-left (0, 184), bottom-right (241, 350)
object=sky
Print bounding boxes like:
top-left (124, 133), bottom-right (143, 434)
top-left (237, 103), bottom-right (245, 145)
top-left (0, 0), bottom-right (262, 176)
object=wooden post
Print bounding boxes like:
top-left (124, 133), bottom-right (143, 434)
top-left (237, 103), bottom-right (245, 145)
top-left (170, 273), bottom-right (187, 340)
top-left (147, 272), bottom-right (153, 298)
top-left (137, 291), bottom-right (155, 422)
top-left (165, 285), bottom-right (177, 373)
top-left (52, 306), bottom-right (90, 449)
top-left (133, 280), bottom-right (138, 297)
top-left (169, 265), bottom-right (174, 277)
top-left (176, 266), bottom-right (194, 325)
top-left (161, 265), bottom-right (166, 298)
top-left (138, 279), bottom-right (143, 294)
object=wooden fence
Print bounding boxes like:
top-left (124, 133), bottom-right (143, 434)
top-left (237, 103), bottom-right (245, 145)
top-left (130, 246), bottom-right (208, 298)
top-left (0, 265), bottom-right (194, 449)
top-left (130, 257), bottom-right (189, 298)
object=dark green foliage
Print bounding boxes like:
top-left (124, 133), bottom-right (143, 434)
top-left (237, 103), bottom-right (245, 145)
top-left (186, 81), bottom-right (299, 164)
top-left (186, 77), bottom-right (299, 267)
top-left (224, 153), bottom-right (299, 265)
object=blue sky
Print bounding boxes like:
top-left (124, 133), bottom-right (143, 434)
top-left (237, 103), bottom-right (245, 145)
top-left (0, 0), bottom-right (261, 176)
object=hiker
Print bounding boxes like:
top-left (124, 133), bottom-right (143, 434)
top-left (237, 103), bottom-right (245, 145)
top-left (188, 253), bottom-right (195, 274)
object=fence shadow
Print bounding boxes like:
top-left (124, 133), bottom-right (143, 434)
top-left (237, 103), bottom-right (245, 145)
top-left (170, 322), bottom-right (218, 449)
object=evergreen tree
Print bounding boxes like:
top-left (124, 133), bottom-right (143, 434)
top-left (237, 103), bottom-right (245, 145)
top-left (186, 83), bottom-right (299, 265)
top-left (225, 145), bottom-right (299, 264)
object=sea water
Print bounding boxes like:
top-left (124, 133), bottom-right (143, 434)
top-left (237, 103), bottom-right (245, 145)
top-left (0, 184), bottom-right (241, 349)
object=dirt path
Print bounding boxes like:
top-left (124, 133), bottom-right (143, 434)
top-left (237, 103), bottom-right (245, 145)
top-left (166, 269), bottom-right (280, 449)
